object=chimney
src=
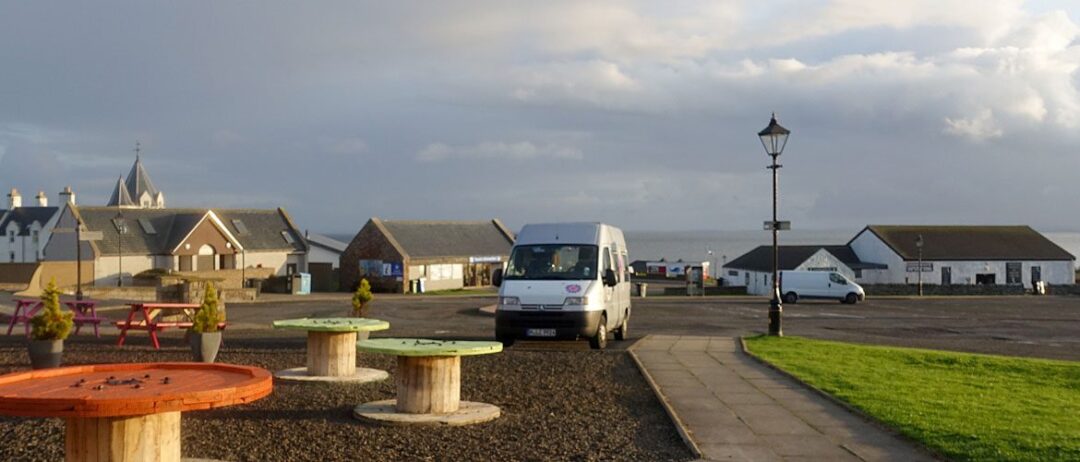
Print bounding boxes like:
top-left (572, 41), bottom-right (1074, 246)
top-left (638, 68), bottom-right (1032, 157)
top-left (8, 188), bottom-right (21, 208)
top-left (59, 186), bottom-right (75, 206)
top-left (35, 190), bottom-right (48, 207)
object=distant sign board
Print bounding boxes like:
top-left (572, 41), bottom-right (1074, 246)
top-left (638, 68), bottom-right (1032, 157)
top-left (906, 262), bottom-right (934, 273)
top-left (79, 231), bottom-right (104, 241)
top-left (763, 221), bottom-right (791, 231)
top-left (469, 256), bottom-right (502, 264)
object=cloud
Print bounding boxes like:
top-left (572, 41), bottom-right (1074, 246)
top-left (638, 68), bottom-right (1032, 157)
top-left (416, 141), bottom-right (584, 162)
top-left (944, 109), bottom-right (1004, 141)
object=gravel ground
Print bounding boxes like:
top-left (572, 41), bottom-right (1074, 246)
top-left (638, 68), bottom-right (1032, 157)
top-left (0, 335), bottom-right (693, 462)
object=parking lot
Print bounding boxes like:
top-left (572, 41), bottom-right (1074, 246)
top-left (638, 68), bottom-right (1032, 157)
top-left (208, 294), bottom-right (1080, 361)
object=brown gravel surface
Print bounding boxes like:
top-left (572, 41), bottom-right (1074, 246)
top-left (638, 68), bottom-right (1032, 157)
top-left (0, 335), bottom-right (693, 462)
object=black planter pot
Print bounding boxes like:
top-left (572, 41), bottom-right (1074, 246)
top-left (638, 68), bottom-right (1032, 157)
top-left (189, 331), bottom-right (222, 363)
top-left (28, 339), bottom-right (64, 369)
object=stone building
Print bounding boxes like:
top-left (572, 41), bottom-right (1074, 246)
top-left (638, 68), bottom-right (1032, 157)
top-left (43, 205), bottom-right (308, 286)
top-left (339, 218), bottom-right (515, 293)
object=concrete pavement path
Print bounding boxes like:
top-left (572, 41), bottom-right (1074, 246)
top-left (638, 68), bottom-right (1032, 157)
top-left (631, 335), bottom-right (937, 462)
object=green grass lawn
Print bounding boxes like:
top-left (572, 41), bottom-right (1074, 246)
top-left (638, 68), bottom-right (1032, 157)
top-left (744, 336), bottom-right (1080, 462)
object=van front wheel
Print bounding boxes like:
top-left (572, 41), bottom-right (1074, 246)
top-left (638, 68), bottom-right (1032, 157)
top-left (844, 293), bottom-right (859, 304)
top-left (590, 317), bottom-right (608, 350)
top-left (614, 316), bottom-right (628, 341)
top-left (783, 292), bottom-right (798, 304)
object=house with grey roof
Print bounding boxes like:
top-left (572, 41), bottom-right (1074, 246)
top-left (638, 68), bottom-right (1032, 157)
top-left (723, 225), bottom-right (1075, 294)
top-left (1, 188), bottom-right (61, 263)
top-left (848, 225), bottom-right (1074, 288)
top-left (305, 232), bottom-right (348, 291)
top-left (340, 218), bottom-right (515, 293)
top-left (43, 204), bottom-right (307, 286)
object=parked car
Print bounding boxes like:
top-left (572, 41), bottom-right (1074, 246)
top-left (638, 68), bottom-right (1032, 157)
top-left (779, 270), bottom-right (865, 304)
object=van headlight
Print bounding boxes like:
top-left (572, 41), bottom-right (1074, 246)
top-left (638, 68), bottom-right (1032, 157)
top-left (563, 296), bottom-right (589, 306)
top-left (499, 296), bottom-right (520, 306)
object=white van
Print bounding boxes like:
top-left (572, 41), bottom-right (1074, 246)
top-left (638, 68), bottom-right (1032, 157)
top-left (493, 223), bottom-right (631, 350)
top-left (779, 270), bottom-right (865, 304)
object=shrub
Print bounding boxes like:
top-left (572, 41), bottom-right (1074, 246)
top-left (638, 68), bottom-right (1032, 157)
top-left (352, 278), bottom-right (374, 317)
top-left (192, 283), bottom-right (224, 333)
top-left (31, 278), bottom-right (73, 341)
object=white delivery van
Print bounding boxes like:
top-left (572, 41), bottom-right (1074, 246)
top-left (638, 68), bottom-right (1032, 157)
top-left (493, 223), bottom-right (631, 350)
top-left (779, 270), bottom-right (865, 304)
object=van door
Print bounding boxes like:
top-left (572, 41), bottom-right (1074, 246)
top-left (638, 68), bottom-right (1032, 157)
top-left (602, 247), bottom-right (616, 327)
top-left (828, 273), bottom-right (850, 299)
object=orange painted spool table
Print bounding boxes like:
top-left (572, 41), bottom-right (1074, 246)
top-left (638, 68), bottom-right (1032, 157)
top-left (0, 363), bottom-right (272, 462)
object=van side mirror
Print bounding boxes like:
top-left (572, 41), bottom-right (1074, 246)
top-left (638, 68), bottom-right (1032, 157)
top-left (492, 268), bottom-right (503, 287)
top-left (603, 269), bottom-right (617, 287)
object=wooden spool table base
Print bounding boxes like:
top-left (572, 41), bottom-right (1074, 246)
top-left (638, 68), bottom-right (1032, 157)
top-left (272, 318), bottom-right (390, 384)
top-left (353, 339), bottom-right (502, 426)
top-left (0, 363), bottom-right (272, 462)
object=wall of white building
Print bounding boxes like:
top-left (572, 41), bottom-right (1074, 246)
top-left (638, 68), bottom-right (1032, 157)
top-left (0, 216), bottom-right (57, 263)
top-left (94, 255), bottom-right (155, 286)
top-left (307, 246), bottom-right (341, 269)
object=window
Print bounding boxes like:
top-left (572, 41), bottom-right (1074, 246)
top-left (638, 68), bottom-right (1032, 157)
top-left (504, 245), bottom-right (598, 281)
top-left (112, 218), bottom-right (128, 234)
top-left (1006, 262), bottom-right (1022, 285)
top-left (829, 273), bottom-right (848, 285)
top-left (853, 269), bottom-right (863, 279)
top-left (231, 219), bottom-right (250, 236)
top-left (281, 231), bottom-right (295, 244)
top-left (138, 218), bottom-right (156, 234)
top-left (728, 270), bottom-right (738, 277)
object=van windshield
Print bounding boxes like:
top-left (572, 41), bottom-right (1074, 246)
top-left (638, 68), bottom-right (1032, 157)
top-left (504, 245), bottom-right (598, 281)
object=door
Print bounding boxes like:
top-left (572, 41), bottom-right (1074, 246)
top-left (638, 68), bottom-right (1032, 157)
top-left (602, 247), bottom-right (615, 328)
top-left (1031, 266), bottom-right (1041, 286)
top-left (828, 273), bottom-right (849, 298)
top-left (179, 255), bottom-right (193, 272)
top-left (941, 266), bottom-right (952, 285)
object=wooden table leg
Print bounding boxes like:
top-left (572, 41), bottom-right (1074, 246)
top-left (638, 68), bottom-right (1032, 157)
top-left (65, 411), bottom-right (181, 462)
top-left (306, 331), bottom-right (357, 376)
top-left (396, 355), bottom-right (461, 414)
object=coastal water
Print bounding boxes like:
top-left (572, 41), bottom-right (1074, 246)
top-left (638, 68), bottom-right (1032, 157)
top-left (625, 229), bottom-right (1080, 268)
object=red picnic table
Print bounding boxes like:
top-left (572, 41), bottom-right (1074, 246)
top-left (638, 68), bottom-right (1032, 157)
top-left (7, 299), bottom-right (105, 338)
top-left (115, 303), bottom-right (227, 349)
top-left (5, 299), bottom-right (42, 337)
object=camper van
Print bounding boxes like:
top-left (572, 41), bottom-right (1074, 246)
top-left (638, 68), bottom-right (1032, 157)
top-left (493, 223), bottom-right (631, 350)
top-left (779, 270), bottom-right (865, 304)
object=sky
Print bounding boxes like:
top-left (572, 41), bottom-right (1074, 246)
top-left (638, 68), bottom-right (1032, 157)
top-left (0, 1), bottom-right (1078, 234)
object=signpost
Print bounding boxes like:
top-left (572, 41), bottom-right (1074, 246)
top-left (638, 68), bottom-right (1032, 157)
top-left (53, 227), bottom-right (103, 300)
top-left (763, 221), bottom-right (791, 231)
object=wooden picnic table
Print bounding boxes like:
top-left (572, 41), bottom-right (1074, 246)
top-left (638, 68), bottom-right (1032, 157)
top-left (353, 338), bottom-right (503, 426)
top-left (5, 299), bottom-right (42, 337)
top-left (116, 303), bottom-right (226, 349)
top-left (0, 362), bottom-right (272, 462)
top-left (271, 317), bottom-right (390, 382)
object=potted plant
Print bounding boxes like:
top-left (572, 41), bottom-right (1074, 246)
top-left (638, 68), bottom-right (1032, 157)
top-left (189, 283), bottom-right (224, 363)
top-left (28, 278), bottom-right (73, 369)
top-left (352, 278), bottom-right (374, 318)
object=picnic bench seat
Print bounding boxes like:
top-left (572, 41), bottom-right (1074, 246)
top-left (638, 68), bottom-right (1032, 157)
top-left (115, 302), bottom-right (228, 349)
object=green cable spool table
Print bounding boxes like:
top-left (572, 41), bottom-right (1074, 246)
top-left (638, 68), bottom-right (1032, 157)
top-left (272, 317), bottom-right (390, 383)
top-left (353, 338), bottom-right (503, 426)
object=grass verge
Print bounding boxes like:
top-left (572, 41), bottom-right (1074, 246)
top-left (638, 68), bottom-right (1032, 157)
top-left (744, 336), bottom-right (1080, 462)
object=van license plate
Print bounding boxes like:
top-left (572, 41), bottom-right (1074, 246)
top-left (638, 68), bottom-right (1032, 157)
top-left (526, 328), bottom-right (557, 337)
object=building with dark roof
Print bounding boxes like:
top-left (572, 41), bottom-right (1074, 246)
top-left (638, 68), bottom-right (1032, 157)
top-left (722, 225), bottom-right (1075, 294)
top-left (305, 232), bottom-right (349, 292)
top-left (340, 218), bottom-right (515, 293)
top-left (43, 204), bottom-right (307, 286)
top-left (848, 225), bottom-right (1074, 287)
top-left (1, 188), bottom-right (61, 263)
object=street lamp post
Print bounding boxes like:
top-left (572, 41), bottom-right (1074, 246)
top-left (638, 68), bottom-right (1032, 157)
top-left (916, 234), bottom-right (924, 296)
top-left (758, 113), bottom-right (790, 337)
top-left (115, 211), bottom-right (126, 287)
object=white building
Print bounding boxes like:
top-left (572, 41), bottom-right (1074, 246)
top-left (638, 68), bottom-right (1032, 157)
top-left (0, 188), bottom-right (64, 263)
top-left (723, 225), bottom-right (1074, 294)
top-left (848, 225), bottom-right (1074, 288)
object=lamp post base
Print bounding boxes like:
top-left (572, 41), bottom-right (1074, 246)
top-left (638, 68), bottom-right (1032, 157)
top-left (768, 298), bottom-right (783, 337)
